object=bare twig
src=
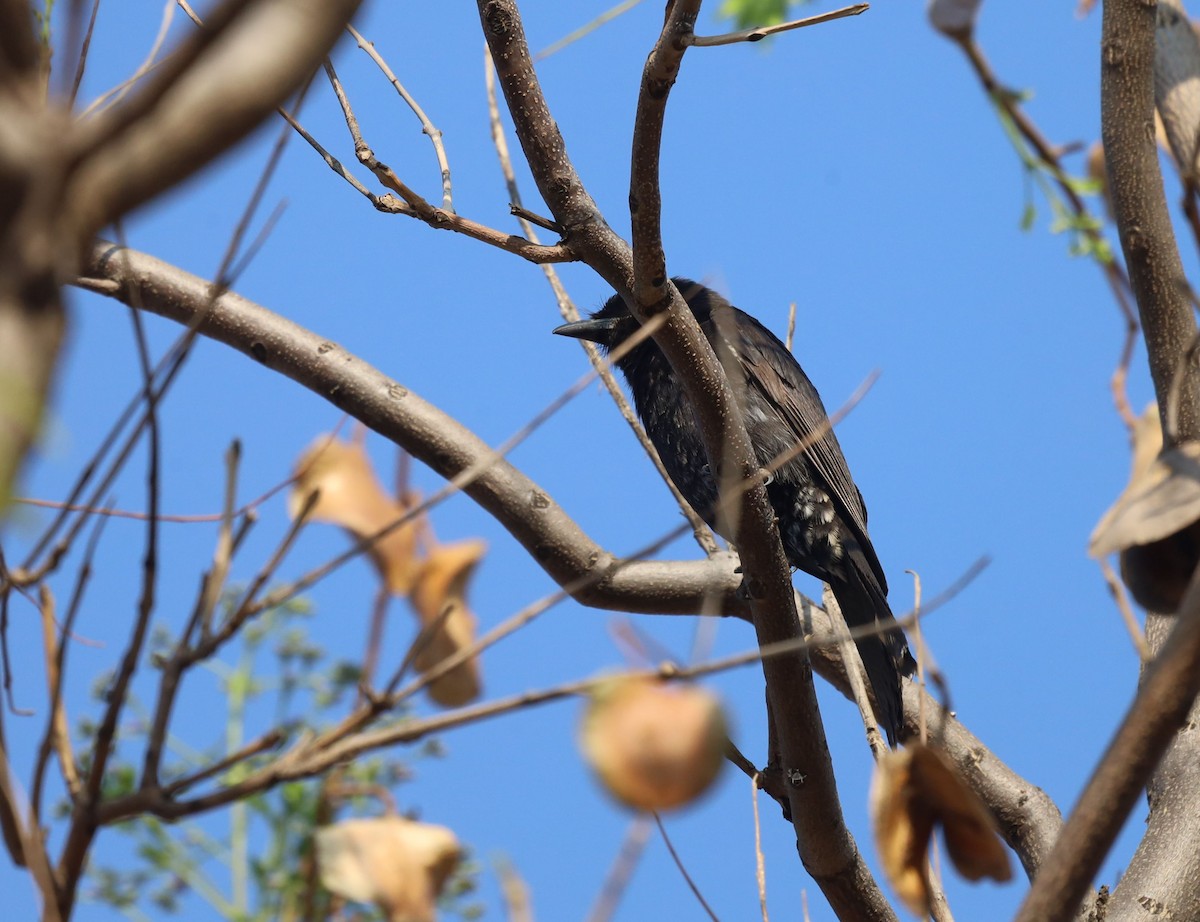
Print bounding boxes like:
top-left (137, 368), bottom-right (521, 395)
top-left (586, 816), bottom-right (653, 922)
top-left (78, 0), bottom-right (175, 116)
top-left (35, 587), bottom-right (80, 803)
top-left (359, 584), bottom-right (392, 694)
top-left (536, 0), bottom-right (646, 60)
top-left (321, 56), bottom-right (571, 264)
top-left (59, 293), bottom-right (165, 911)
top-left (689, 3), bottom-right (868, 46)
top-left (751, 774), bottom-right (770, 922)
top-left (495, 856), bottom-right (534, 922)
top-left (951, 35), bottom-right (1140, 431)
top-left (823, 586), bottom-right (886, 758)
top-left (162, 729), bottom-right (287, 798)
top-left (345, 24), bottom-right (453, 210)
top-left (652, 813), bottom-right (719, 921)
top-left (30, 512), bottom-right (108, 819)
top-left (1099, 558), bottom-right (1150, 661)
top-left (68, 0), bottom-right (102, 107)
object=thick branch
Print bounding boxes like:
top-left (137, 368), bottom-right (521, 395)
top-left (1104, 615), bottom-right (1200, 919)
top-left (78, 241), bottom-right (743, 615)
top-left (1103, 0), bottom-right (1200, 443)
top-left (483, 4), bottom-right (887, 915)
top-left (1014, 5), bottom-right (1200, 918)
top-left (629, 4), bottom-right (881, 916)
top-left (68, 0), bottom-right (364, 236)
top-left (1015, 565), bottom-right (1200, 922)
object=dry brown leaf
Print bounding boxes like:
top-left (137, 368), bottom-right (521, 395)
top-left (408, 539), bottom-right (486, 707)
top-left (870, 744), bottom-right (1011, 916)
top-left (1090, 406), bottom-right (1200, 611)
top-left (316, 815), bottom-right (460, 922)
top-left (580, 676), bottom-right (727, 812)
top-left (291, 435), bottom-right (423, 595)
top-left (871, 748), bottom-right (936, 915)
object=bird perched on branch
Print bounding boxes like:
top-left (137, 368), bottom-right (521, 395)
top-left (555, 278), bottom-right (914, 744)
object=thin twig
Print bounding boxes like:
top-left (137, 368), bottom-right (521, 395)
top-left (653, 813), bottom-right (720, 921)
top-left (751, 773), bottom-right (770, 922)
top-left (689, 4), bottom-right (868, 46)
top-left (359, 584), bottom-right (392, 694)
top-left (586, 816), bottom-right (653, 922)
top-left (68, 0), bottom-right (102, 107)
top-left (387, 522), bottom-right (691, 706)
top-left (162, 729), bottom-right (287, 798)
top-left (535, 0), bottom-right (646, 60)
top-left (93, 552), bottom-right (986, 827)
top-left (509, 203), bottom-right (559, 233)
top-left (953, 34), bottom-right (1139, 431)
top-left (822, 585), bottom-right (886, 758)
top-left (239, 310), bottom-right (678, 626)
top-left (1099, 558), bottom-right (1150, 661)
top-left (345, 24), bottom-right (453, 211)
top-left (59, 285), bottom-right (165, 901)
top-left (495, 856), bottom-right (534, 922)
top-left (322, 56), bottom-right (571, 263)
top-left (35, 587), bottom-right (80, 807)
top-left (79, 0), bottom-right (175, 116)
top-left (31, 511), bottom-right (108, 818)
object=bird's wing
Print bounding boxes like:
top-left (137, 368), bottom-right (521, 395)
top-left (727, 308), bottom-right (888, 592)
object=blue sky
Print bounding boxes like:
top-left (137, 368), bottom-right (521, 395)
top-left (3, 2), bottom-right (1160, 920)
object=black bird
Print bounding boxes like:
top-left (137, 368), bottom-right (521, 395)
top-left (555, 278), bottom-right (914, 744)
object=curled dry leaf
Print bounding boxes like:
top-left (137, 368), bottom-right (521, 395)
top-left (1090, 405), bottom-right (1200, 612)
top-left (408, 539), bottom-right (486, 707)
top-left (291, 436), bottom-right (424, 594)
top-left (870, 743), bottom-right (1012, 917)
top-left (316, 815), bottom-right (461, 922)
top-left (580, 676), bottom-right (727, 812)
top-left (927, 0), bottom-right (981, 40)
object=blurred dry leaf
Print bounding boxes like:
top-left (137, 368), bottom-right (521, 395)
top-left (927, 0), bottom-right (981, 40)
top-left (316, 815), bottom-right (461, 922)
top-left (580, 676), bottom-right (727, 812)
top-left (408, 539), bottom-right (486, 706)
top-left (1090, 406), bottom-right (1200, 611)
top-left (291, 435), bottom-right (424, 594)
top-left (870, 744), bottom-right (1011, 916)
top-left (1154, 0), bottom-right (1200, 176)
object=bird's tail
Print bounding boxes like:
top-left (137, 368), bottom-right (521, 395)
top-left (829, 559), bottom-right (915, 746)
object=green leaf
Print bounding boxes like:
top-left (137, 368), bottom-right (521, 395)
top-left (717, 0), bottom-right (798, 30)
top-left (1020, 202), bottom-right (1037, 231)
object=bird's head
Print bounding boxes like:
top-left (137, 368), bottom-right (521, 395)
top-left (552, 278), bottom-right (719, 352)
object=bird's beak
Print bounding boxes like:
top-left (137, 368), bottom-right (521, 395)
top-left (552, 317), bottom-right (620, 344)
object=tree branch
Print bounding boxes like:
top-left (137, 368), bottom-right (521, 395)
top-left (1015, 3), bottom-right (1200, 916)
top-left (1104, 615), bottom-right (1200, 919)
top-left (68, 0), bottom-right (365, 237)
top-left (626, 5), bottom-right (888, 917)
top-left (78, 241), bottom-right (744, 616)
